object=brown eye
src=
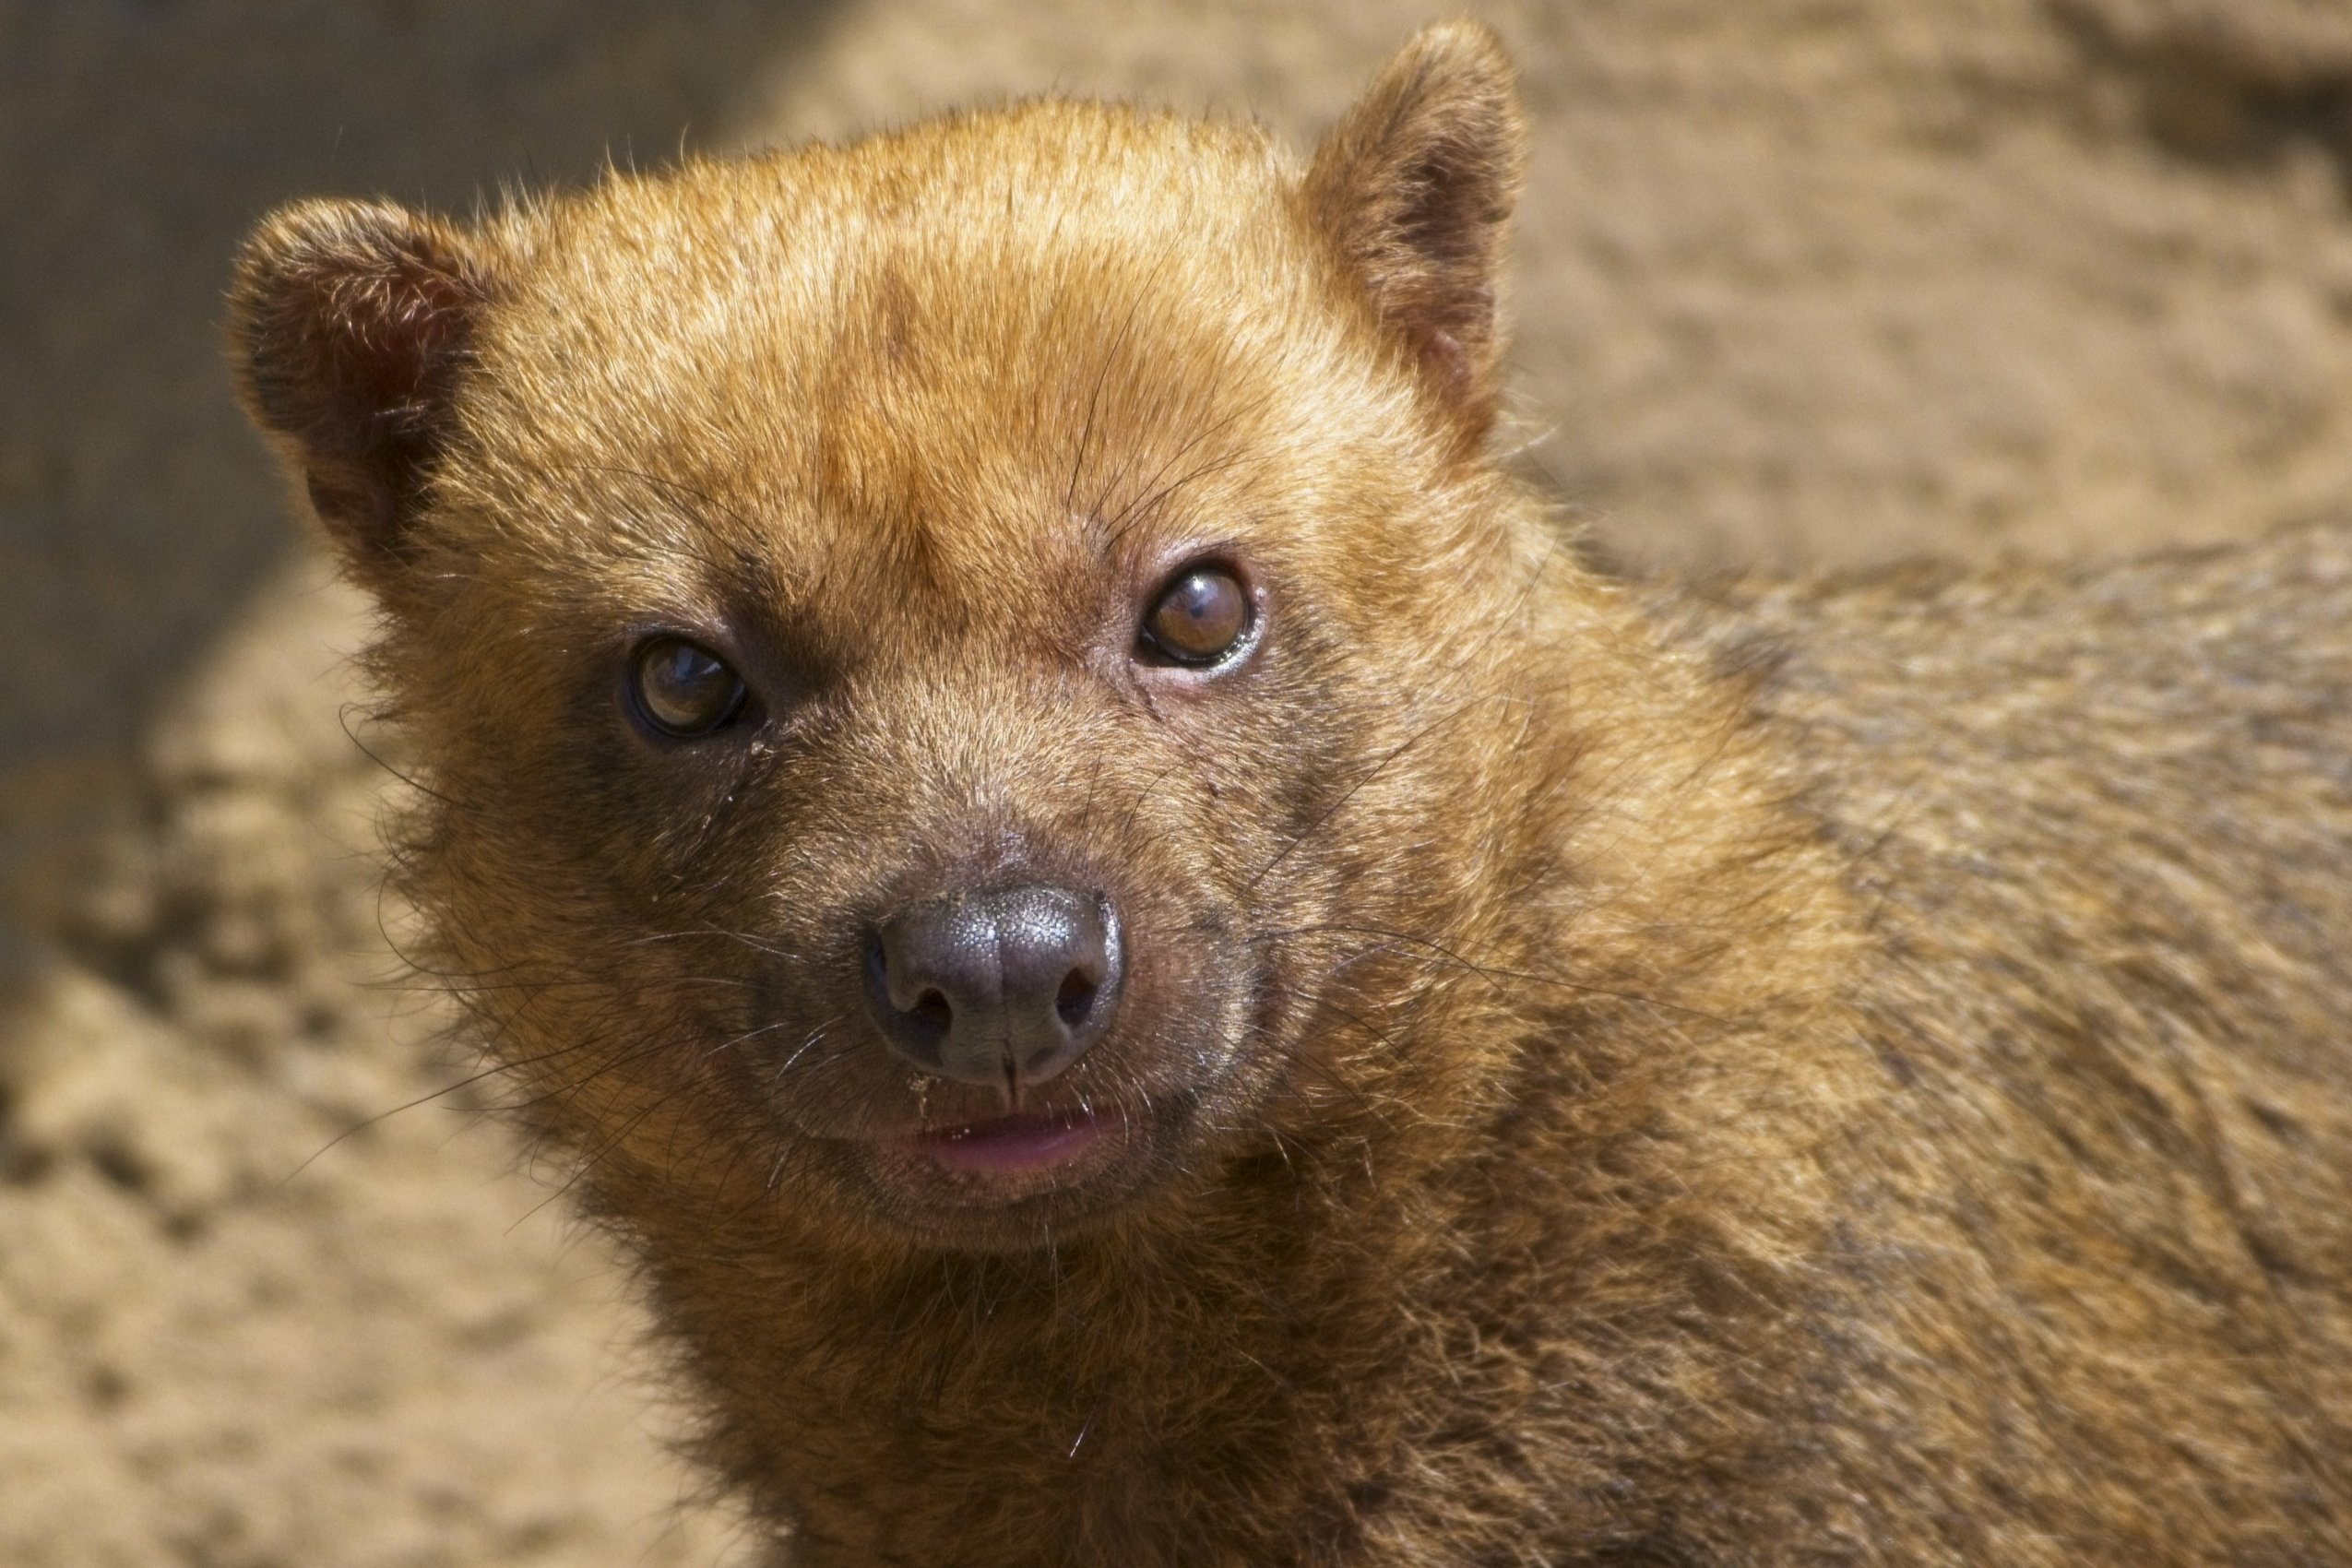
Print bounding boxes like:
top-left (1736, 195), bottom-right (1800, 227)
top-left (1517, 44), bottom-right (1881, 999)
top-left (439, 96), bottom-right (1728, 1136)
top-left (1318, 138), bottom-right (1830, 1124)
top-left (1140, 565), bottom-right (1252, 667)
top-left (629, 636), bottom-right (747, 737)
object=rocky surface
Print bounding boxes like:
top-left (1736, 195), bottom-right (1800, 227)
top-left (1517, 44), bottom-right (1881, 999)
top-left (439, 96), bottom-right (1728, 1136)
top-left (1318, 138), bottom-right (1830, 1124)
top-left (6, 1), bottom-right (2349, 1562)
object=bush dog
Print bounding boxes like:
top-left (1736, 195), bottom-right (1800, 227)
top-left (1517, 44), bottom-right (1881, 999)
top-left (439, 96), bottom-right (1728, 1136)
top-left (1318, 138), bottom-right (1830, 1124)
top-left (229, 22), bottom-right (2352, 1565)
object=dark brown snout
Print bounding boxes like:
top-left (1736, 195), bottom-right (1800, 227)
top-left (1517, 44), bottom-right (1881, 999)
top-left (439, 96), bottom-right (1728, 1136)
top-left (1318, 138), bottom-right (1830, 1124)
top-left (862, 886), bottom-right (1123, 1089)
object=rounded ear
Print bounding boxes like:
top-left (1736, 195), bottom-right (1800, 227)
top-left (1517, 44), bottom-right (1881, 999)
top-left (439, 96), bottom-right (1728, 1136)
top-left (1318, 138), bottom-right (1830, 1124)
top-left (227, 199), bottom-right (495, 592)
top-left (1303, 21), bottom-right (1525, 449)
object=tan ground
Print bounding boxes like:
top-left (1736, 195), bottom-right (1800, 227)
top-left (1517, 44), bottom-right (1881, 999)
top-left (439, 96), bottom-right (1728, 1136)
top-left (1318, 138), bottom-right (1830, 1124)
top-left (5, 1), bottom-right (2350, 1562)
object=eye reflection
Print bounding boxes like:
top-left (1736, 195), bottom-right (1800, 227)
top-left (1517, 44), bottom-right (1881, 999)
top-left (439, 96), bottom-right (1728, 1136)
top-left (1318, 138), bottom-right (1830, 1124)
top-left (630, 636), bottom-right (747, 737)
top-left (1140, 565), bottom-right (1251, 666)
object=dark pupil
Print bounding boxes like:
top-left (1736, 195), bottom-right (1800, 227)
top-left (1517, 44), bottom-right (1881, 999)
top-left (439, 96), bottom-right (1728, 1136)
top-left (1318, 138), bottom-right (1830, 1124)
top-left (638, 640), bottom-right (740, 732)
top-left (1150, 570), bottom-right (1246, 661)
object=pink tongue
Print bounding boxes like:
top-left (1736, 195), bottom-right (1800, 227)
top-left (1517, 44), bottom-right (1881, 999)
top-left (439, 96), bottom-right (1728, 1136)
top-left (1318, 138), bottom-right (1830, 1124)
top-left (918, 1112), bottom-right (1101, 1173)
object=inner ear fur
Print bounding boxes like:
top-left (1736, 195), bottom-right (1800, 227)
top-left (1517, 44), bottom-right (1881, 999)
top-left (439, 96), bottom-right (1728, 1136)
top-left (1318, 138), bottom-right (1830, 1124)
top-left (1305, 20), bottom-right (1526, 445)
top-left (227, 198), bottom-right (494, 588)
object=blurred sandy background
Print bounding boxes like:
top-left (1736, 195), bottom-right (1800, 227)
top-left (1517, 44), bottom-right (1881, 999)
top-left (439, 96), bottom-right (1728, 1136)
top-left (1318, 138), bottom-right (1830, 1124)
top-left (6, 1), bottom-right (2352, 1562)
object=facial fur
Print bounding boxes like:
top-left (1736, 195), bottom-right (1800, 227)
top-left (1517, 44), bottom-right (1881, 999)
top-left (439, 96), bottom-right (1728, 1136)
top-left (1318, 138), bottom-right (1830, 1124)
top-left (234, 56), bottom-right (1548, 1256)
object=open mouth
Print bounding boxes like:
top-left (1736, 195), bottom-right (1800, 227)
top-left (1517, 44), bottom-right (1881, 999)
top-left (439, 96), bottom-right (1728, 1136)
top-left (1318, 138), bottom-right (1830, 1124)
top-left (914, 1109), bottom-right (1108, 1174)
top-left (860, 1105), bottom-right (1134, 1217)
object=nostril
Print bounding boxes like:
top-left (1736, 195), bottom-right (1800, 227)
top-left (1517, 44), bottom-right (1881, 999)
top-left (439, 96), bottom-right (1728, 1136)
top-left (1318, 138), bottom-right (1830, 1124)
top-left (1054, 969), bottom-right (1099, 1030)
top-left (865, 932), bottom-right (953, 1051)
top-left (909, 990), bottom-right (953, 1041)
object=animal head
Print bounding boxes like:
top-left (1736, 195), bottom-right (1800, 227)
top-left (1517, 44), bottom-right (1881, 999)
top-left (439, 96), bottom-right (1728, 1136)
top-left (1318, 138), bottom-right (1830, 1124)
top-left (230, 24), bottom-right (1554, 1253)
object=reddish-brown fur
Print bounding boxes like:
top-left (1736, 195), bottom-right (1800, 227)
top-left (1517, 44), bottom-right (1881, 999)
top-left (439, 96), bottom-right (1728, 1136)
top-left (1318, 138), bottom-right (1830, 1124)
top-left (228, 24), bottom-right (2352, 1565)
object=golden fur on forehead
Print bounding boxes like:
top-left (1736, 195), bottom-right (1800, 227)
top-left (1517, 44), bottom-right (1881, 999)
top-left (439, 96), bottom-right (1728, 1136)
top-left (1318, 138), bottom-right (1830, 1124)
top-left (434, 100), bottom-right (1444, 659)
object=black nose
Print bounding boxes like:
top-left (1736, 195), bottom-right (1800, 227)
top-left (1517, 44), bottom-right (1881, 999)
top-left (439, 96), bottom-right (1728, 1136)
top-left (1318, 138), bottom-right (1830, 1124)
top-left (862, 885), bottom-right (1123, 1089)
